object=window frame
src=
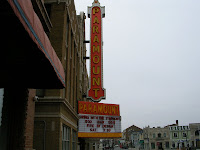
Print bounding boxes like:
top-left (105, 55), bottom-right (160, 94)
top-left (173, 132), bottom-right (178, 138)
top-left (182, 132), bottom-right (187, 138)
top-left (151, 142), bottom-right (155, 149)
top-left (164, 133), bottom-right (166, 137)
top-left (195, 130), bottom-right (199, 136)
top-left (158, 133), bottom-right (161, 138)
top-left (62, 125), bottom-right (71, 150)
top-left (72, 130), bottom-right (76, 150)
top-left (166, 142), bottom-right (170, 148)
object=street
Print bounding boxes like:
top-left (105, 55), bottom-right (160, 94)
top-left (113, 147), bottom-right (134, 150)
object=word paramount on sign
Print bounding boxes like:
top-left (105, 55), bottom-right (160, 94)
top-left (87, 0), bottom-right (106, 102)
top-left (79, 101), bottom-right (120, 116)
top-left (78, 101), bottom-right (122, 138)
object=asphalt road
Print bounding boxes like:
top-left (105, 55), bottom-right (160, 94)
top-left (102, 146), bottom-right (131, 150)
top-left (114, 147), bottom-right (129, 150)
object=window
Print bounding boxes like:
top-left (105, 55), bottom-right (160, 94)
top-left (158, 133), bottom-right (161, 138)
top-left (173, 132), bottom-right (178, 138)
top-left (151, 143), bottom-right (155, 149)
top-left (195, 130), bottom-right (199, 136)
top-left (178, 126), bottom-right (182, 130)
top-left (166, 142), bottom-right (169, 148)
top-left (164, 133), bottom-right (166, 137)
top-left (153, 133), bottom-right (155, 138)
top-left (62, 125), bottom-right (70, 150)
top-left (183, 126), bottom-right (189, 130)
top-left (172, 142), bottom-right (175, 148)
top-left (72, 130), bottom-right (76, 150)
top-left (183, 133), bottom-right (187, 138)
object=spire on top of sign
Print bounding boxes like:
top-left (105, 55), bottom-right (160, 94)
top-left (93, 0), bottom-right (100, 5)
top-left (89, 0), bottom-right (105, 18)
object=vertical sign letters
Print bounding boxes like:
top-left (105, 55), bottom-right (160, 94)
top-left (88, 0), bottom-right (106, 102)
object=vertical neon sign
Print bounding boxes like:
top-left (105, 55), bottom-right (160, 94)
top-left (88, 0), bottom-right (106, 102)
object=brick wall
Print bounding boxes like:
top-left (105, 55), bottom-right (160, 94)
top-left (25, 89), bottom-right (36, 150)
top-left (44, 2), bottom-right (67, 98)
top-left (34, 1), bottom-right (88, 150)
top-left (0, 88), bottom-right (36, 150)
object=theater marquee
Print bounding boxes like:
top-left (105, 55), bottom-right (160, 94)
top-left (78, 101), bottom-right (122, 138)
top-left (87, 0), bottom-right (106, 102)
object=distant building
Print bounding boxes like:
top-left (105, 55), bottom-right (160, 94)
top-left (169, 125), bottom-right (190, 149)
top-left (123, 120), bottom-right (200, 150)
top-left (143, 125), bottom-right (171, 150)
top-left (123, 120), bottom-right (179, 150)
top-left (124, 125), bottom-right (143, 148)
top-left (189, 123), bottom-right (200, 148)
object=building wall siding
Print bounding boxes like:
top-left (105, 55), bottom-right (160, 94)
top-left (34, 1), bottom-right (88, 150)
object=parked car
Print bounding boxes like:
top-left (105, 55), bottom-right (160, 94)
top-left (122, 145), bottom-right (128, 149)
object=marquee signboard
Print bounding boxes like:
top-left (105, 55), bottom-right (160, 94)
top-left (87, 0), bottom-right (106, 102)
top-left (78, 101), bottom-right (120, 116)
top-left (78, 101), bottom-right (122, 138)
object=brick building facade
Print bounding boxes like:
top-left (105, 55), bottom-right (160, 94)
top-left (33, 0), bottom-right (89, 150)
top-left (0, 0), bottom-right (65, 149)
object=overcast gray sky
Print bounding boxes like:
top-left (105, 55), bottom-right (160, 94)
top-left (74, 0), bottom-right (200, 130)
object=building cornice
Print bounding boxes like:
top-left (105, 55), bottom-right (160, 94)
top-left (35, 112), bottom-right (78, 128)
top-left (36, 97), bottom-right (79, 120)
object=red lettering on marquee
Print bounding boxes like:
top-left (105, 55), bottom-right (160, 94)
top-left (78, 101), bottom-right (120, 116)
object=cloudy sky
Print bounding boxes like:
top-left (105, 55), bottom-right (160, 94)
top-left (74, 0), bottom-right (200, 130)
top-left (0, 0), bottom-right (199, 131)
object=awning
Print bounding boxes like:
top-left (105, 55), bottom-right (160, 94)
top-left (0, 0), bottom-right (65, 88)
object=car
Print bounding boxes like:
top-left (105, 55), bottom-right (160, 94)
top-left (122, 145), bottom-right (128, 149)
top-left (114, 145), bottom-right (119, 147)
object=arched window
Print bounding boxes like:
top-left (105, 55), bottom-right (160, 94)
top-left (158, 133), bottom-right (161, 138)
top-left (164, 133), bottom-right (166, 137)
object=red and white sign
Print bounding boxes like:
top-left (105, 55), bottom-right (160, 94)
top-left (87, 0), bottom-right (106, 102)
top-left (78, 101), bottom-right (122, 138)
top-left (78, 101), bottom-right (120, 116)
